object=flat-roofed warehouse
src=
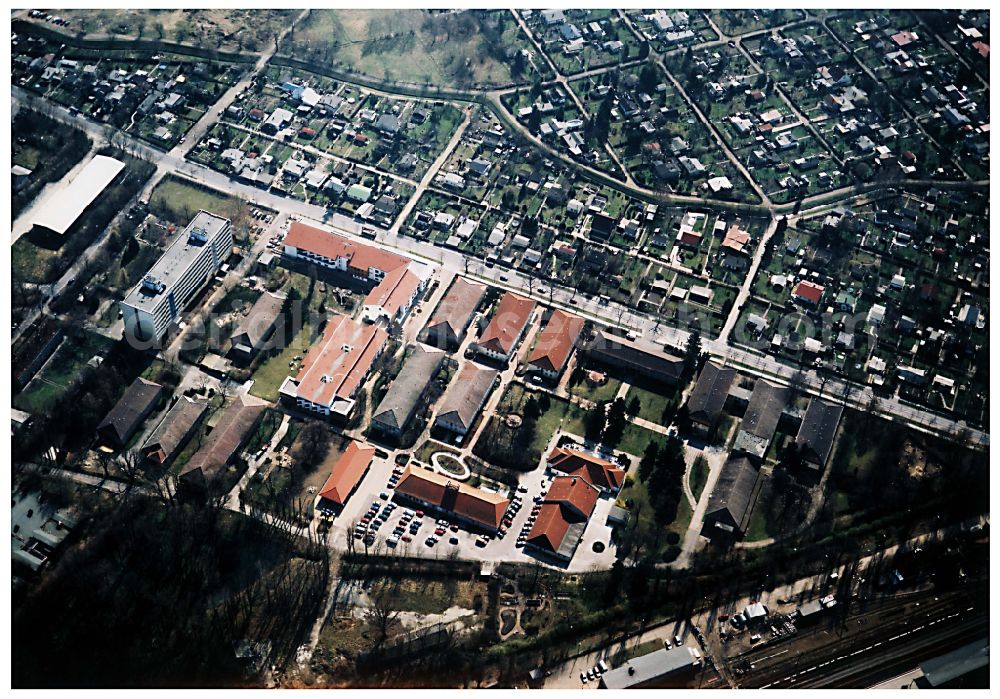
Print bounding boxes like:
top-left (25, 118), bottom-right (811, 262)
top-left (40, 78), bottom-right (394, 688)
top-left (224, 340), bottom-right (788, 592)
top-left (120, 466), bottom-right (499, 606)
top-left (599, 646), bottom-right (702, 688)
top-left (120, 210), bottom-right (234, 342)
top-left (33, 154), bottom-right (125, 235)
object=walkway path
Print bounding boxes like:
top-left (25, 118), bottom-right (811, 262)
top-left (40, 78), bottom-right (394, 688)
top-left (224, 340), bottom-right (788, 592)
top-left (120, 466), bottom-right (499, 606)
top-left (228, 412), bottom-right (292, 510)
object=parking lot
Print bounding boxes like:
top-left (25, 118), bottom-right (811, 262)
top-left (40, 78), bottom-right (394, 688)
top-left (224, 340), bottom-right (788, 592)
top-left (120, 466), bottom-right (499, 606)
top-left (319, 449), bottom-right (620, 572)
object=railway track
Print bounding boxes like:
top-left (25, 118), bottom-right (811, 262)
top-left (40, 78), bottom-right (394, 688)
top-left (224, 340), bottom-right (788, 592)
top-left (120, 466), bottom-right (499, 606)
top-left (725, 585), bottom-right (986, 689)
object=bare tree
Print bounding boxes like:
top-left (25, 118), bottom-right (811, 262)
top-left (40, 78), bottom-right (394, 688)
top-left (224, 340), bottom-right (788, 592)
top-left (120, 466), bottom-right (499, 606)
top-left (366, 584), bottom-right (400, 649)
top-left (119, 449), bottom-right (143, 491)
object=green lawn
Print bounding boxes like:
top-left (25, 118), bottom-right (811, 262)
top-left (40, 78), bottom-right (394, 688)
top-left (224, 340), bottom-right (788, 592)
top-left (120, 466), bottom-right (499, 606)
top-left (474, 384), bottom-right (587, 468)
top-left (568, 374), bottom-right (623, 404)
top-left (689, 456), bottom-right (710, 502)
top-left (616, 423), bottom-right (670, 458)
top-left (148, 174), bottom-right (242, 221)
top-left (249, 321), bottom-right (315, 402)
top-left (626, 384), bottom-right (678, 425)
top-left (14, 331), bottom-right (116, 415)
top-left (743, 499), bottom-right (771, 542)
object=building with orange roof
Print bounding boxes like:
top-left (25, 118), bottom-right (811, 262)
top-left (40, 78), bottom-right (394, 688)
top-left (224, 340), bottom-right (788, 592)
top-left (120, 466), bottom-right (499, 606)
top-left (279, 314), bottom-right (388, 419)
top-left (316, 440), bottom-right (377, 512)
top-left (393, 465), bottom-right (509, 532)
top-left (361, 264), bottom-right (429, 326)
top-left (284, 221), bottom-right (430, 327)
top-left (546, 446), bottom-right (626, 493)
top-left (283, 220), bottom-right (410, 282)
top-left (525, 475), bottom-right (600, 561)
top-left (719, 223), bottom-right (752, 270)
top-left (792, 280), bottom-right (825, 306)
top-left (472, 291), bottom-right (537, 363)
top-left (527, 309), bottom-right (585, 380)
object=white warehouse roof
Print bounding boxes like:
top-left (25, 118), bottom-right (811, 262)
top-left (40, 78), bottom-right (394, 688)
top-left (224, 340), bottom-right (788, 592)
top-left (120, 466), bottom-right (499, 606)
top-left (33, 154), bottom-right (125, 234)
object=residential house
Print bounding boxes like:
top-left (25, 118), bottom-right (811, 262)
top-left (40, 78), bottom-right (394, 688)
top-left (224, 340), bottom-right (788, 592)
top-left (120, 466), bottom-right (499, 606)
top-left (702, 455), bottom-right (759, 540)
top-left (433, 362), bottom-right (499, 436)
top-left (316, 440), bottom-right (377, 513)
top-left (472, 292), bottom-right (537, 363)
top-left (423, 276), bottom-right (487, 350)
top-left (96, 378), bottom-right (164, 448)
top-left (686, 362), bottom-right (737, 434)
top-left (371, 345), bottom-right (445, 437)
top-left (229, 291), bottom-right (286, 359)
top-left (140, 397), bottom-right (207, 466)
top-left (795, 399), bottom-right (843, 470)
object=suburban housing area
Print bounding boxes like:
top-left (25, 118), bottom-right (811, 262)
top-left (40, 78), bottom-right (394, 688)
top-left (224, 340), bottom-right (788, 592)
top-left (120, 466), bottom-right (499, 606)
top-left (9, 7), bottom-right (988, 692)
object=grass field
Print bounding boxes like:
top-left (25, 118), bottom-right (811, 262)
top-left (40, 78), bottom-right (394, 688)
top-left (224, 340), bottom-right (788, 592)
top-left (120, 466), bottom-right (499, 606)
top-left (148, 175), bottom-right (241, 222)
top-left (287, 9), bottom-right (540, 88)
top-left (30, 9), bottom-right (296, 53)
top-left (616, 422), bottom-right (670, 458)
top-left (626, 384), bottom-right (678, 426)
top-left (568, 374), bottom-right (623, 404)
top-left (248, 321), bottom-right (315, 402)
top-left (14, 331), bottom-right (116, 415)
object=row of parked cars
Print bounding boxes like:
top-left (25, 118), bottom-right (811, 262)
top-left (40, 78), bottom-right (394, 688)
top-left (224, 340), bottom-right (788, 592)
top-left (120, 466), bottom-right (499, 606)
top-left (580, 660), bottom-right (609, 683)
top-left (515, 485), bottom-right (546, 548)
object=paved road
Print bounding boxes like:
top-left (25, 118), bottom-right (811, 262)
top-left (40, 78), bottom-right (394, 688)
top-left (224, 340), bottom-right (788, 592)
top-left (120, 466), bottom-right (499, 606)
top-left (16, 84), bottom-right (989, 453)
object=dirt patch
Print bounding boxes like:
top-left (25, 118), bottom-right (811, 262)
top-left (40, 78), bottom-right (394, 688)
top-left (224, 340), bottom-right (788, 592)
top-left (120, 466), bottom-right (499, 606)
top-left (902, 440), bottom-right (939, 480)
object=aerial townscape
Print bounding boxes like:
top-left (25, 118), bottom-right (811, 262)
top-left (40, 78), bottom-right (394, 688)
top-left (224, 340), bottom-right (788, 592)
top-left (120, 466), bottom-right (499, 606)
top-left (9, 6), bottom-right (990, 691)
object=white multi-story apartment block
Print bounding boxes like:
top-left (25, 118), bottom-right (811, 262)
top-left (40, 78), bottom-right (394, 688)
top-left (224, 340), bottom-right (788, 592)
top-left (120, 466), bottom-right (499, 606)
top-left (120, 211), bottom-right (233, 343)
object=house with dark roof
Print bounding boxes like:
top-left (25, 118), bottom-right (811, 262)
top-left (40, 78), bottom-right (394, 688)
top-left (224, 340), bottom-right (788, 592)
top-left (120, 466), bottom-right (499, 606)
top-left (525, 475), bottom-right (600, 562)
top-left (179, 394), bottom-right (266, 494)
top-left (686, 362), bottom-right (737, 434)
top-left (584, 330), bottom-right (685, 385)
top-left (96, 378), bottom-right (164, 448)
top-left (733, 380), bottom-right (790, 460)
top-left (370, 345), bottom-right (445, 438)
top-left (527, 309), bottom-right (584, 380)
top-left (702, 456), bottom-right (759, 540)
top-left (316, 440), bottom-right (376, 513)
top-left (546, 446), bottom-right (625, 493)
top-left (422, 276), bottom-right (486, 350)
top-left (229, 291), bottom-right (286, 359)
top-left (795, 399), bottom-right (843, 469)
top-left (472, 292), bottom-right (537, 363)
top-left (393, 465), bottom-right (509, 532)
top-left (140, 397), bottom-right (208, 466)
top-left (433, 362), bottom-right (498, 436)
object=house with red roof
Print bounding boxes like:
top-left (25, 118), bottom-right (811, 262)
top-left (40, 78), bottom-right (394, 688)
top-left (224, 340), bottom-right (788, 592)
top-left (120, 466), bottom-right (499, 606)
top-left (393, 465), bottom-right (509, 533)
top-left (284, 221), bottom-right (429, 326)
top-left (525, 475), bottom-right (601, 562)
top-left (279, 314), bottom-right (388, 420)
top-left (316, 440), bottom-right (376, 512)
top-left (546, 446), bottom-right (626, 493)
top-left (472, 291), bottom-right (537, 363)
top-left (527, 309), bottom-right (585, 380)
top-left (792, 280), bottom-right (825, 306)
